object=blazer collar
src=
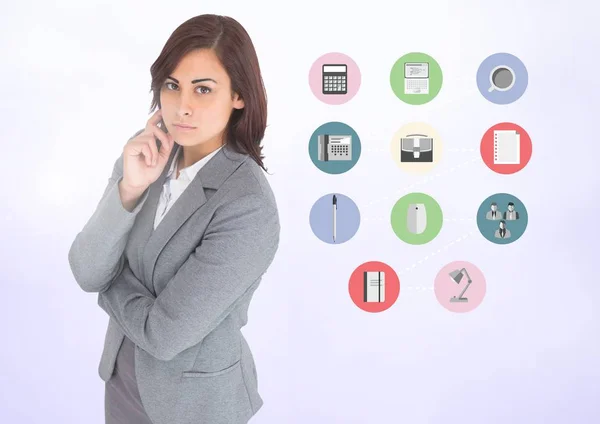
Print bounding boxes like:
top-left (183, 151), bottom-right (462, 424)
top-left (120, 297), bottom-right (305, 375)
top-left (138, 142), bottom-right (250, 290)
top-left (167, 144), bottom-right (224, 184)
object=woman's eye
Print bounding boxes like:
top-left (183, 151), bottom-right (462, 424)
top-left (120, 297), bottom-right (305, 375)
top-left (164, 82), bottom-right (210, 94)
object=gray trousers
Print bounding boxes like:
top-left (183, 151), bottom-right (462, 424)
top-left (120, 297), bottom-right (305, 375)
top-left (105, 336), bottom-right (154, 423)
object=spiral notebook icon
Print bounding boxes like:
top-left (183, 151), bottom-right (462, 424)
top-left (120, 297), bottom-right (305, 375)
top-left (494, 130), bottom-right (520, 165)
top-left (364, 271), bottom-right (385, 303)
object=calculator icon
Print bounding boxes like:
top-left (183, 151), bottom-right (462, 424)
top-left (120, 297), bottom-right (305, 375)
top-left (317, 134), bottom-right (352, 161)
top-left (322, 64), bottom-right (348, 95)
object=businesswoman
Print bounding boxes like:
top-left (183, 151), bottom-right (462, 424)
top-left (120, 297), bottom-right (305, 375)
top-left (68, 14), bottom-right (280, 424)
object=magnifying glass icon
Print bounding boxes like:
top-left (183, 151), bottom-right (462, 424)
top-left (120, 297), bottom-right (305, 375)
top-left (488, 65), bottom-right (516, 92)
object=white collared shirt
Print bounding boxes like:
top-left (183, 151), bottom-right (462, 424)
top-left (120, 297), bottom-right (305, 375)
top-left (153, 144), bottom-right (223, 230)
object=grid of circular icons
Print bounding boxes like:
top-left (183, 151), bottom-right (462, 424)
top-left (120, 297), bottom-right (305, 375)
top-left (307, 51), bottom-right (529, 314)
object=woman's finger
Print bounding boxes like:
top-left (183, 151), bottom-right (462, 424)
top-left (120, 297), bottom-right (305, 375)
top-left (148, 125), bottom-right (171, 153)
top-left (146, 109), bottom-right (162, 131)
top-left (141, 144), bottom-right (152, 166)
top-left (146, 135), bottom-right (159, 166)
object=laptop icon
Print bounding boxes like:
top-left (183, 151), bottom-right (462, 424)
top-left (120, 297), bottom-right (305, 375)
top-left (404, 62), bottom-right (429, 94)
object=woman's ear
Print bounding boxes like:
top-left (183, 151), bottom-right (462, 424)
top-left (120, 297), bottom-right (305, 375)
top-left (232, 92), bottom-right (245, 110)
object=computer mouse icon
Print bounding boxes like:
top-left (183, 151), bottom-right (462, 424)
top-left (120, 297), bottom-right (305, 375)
top-left (407, 203), bottom-right (427, 234)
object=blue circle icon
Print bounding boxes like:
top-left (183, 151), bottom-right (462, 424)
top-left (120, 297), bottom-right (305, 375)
top-left (309, 193), bottom-right (360, 244)
top-left (308, 121), bottom-right (361, 174)
top-left (476, 193), bottom-right (528, 244)
top-left (476, 53), bottom-right (528, 104)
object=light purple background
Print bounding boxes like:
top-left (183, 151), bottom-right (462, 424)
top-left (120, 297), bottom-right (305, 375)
top-left (1, 1), bottom-right (599, 423)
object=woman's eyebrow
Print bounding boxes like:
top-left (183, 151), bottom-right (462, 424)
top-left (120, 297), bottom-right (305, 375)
top-left (167, 76), bottom-right (217, 84)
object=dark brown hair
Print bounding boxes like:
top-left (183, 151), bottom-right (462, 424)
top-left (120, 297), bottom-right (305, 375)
top-left (148, 14), bottom-right (269, 172)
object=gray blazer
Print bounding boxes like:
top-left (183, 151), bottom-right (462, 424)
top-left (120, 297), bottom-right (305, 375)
top-left (68, 130), bottom-right (280, 424)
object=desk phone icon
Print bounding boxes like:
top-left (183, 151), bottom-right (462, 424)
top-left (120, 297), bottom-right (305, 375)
top-left (404, 62), bottom-right (429, 94)
top-left (317, 134), bottom-right (352, 161)
top-left (322, 64), bottom-right (347, 95)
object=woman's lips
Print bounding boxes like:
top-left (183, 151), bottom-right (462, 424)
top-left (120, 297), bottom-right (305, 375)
top-left (174, 124), bottom-right (197, 132)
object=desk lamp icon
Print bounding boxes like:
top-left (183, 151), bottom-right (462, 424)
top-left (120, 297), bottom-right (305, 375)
top-left (448, 268), bottom-right (473, 303)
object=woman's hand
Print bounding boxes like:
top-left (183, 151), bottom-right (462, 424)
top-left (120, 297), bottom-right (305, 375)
top-left (121, 109), bottom-right (175, 192)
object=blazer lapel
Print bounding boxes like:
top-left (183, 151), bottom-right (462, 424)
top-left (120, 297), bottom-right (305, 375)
top-left (139, 142), bottom-right (249, 292)
top-left (131, 143), bottom-right (178, 284)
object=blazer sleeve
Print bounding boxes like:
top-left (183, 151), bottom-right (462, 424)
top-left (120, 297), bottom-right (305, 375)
top-left (68, 129), bottom-right (150, 293)
top-left (97, 192), bottom-right (280, 361)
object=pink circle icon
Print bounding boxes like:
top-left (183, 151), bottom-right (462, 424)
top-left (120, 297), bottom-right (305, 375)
top-left (434, 261), bottom-right (486, 313)
top-left (308, 52), bottom-right (361, 104)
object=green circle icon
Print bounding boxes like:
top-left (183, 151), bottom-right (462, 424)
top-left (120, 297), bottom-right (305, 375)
top-left (390, 52), bottom-right (443, 105)
top-left (390, 193), bottom-right (443, 245)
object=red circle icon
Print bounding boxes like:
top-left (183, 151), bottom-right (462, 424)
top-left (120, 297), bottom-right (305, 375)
top-left (480, 122), bottom-right (532, 174)
top-left (348, 261), bottom-right (400, 313)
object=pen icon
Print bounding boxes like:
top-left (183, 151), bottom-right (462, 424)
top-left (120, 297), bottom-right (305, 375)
top-left (332, 194), bottom-right (337, 243)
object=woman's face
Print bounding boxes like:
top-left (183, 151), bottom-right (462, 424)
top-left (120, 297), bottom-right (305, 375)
top-left (159, 48), bottom-right (244, 149)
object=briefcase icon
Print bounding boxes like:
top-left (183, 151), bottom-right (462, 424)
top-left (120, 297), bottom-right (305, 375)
top-left (400, 134), bottom-right (433, 163)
